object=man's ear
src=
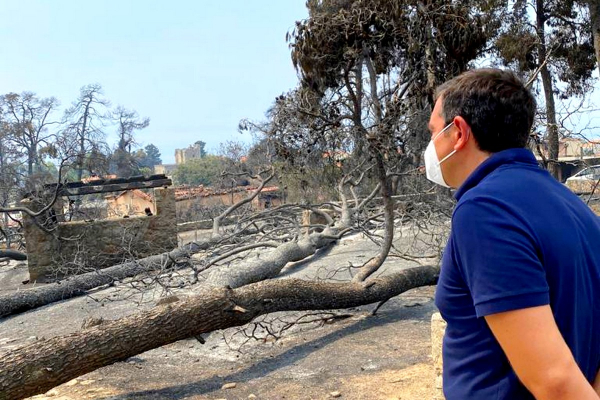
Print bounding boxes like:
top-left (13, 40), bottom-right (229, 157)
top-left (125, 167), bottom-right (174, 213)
top-left (452, 116), bottom-right (471, 151)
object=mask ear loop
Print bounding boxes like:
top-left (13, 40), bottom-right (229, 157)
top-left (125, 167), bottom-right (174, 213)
top-left (438, 149), bottom-right (457, 165)
top-left (433, 122), bottom-right (455, 142)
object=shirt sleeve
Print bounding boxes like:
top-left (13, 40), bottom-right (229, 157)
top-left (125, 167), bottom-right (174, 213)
top-left (452, 198), bottom-right (550, 317)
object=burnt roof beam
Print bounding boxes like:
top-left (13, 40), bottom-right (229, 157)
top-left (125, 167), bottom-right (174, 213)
top-left (56, 178), bottom-right (172, 197)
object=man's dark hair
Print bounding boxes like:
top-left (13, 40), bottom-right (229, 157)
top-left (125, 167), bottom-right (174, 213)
top-left (435, 68), bottom-right (536, 153)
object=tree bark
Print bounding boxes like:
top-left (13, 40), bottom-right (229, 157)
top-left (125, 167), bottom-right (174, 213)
top-left (27, 146), bottom-right (35, 177)
top-left (0, 249), bottom-right (27, 261)
top-left (203, 178), bottom-right (382, 289)
top-left (352, 156), bottom-right (395, 282)
top-left (0, 241), bottom-right (211, 320)
top-left (205, 224), bottom-right (348, 288)
top-left (0, 265), bottom-right (438, 400)
top-left (536, 0), bottom-right (560, 180)
top-left (76, 133), bottom-right (85, 181)
top-left (588, 0), bottom-right (600, 77)
top-left (76, 99), bottom-right (91, 182)
top-left (540, 65), bottom-right (559, 179)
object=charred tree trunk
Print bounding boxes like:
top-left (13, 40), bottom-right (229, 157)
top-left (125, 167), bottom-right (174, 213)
top-left (27, 146), bottom-right (36, 177)
top-left (205, 225), bottom-right (347, 288)
top-left (76, 99), bottom-right (91, 182)
top-left (204, 177), bottom-right (380, 289)
top-left (0, 249), bottom-right (27, 261)
top-left (352, 156), bottom-right (395, 282)
top-left (0, 241), bottom-right (211, 319)
top-left (536, 0), bottom-right (560, 180)
top-left (589, 0), bottom-right (600, 77)
top-left (0, 265), bottom-right (438, 400)
top-left (76, 134), bottom-right (86, 182)
top-left (540, 64), bottom-right (559, 179)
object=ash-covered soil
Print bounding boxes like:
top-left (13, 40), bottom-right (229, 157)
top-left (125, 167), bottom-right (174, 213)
top-left (1, 228), bottom-right (441, 400)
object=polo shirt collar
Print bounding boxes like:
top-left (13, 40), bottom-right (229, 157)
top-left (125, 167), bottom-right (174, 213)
top-left (454, 148), bottom-right (538, 201)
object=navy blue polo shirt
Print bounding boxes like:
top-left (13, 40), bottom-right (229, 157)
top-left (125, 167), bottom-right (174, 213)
top-left (435, 148), bottom-right (600, 399)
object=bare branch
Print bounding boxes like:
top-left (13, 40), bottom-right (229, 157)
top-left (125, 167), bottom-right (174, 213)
top-left (212, 167), bottom-right (275, 236)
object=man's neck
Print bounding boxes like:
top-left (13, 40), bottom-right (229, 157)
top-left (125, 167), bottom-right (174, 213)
top-left (451, 150), bottom-right (491, 189)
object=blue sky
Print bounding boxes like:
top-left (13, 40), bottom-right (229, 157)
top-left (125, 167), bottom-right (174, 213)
top-left (1, 1), bottom-right (598, 166)
top-left (0, 1), bottom-right (308, 164)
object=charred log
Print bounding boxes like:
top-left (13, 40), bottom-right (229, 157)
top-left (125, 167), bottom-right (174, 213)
top-left (0, 250), bottom-right (27, 261)
top-left (0, 241), bottom-right (211, 319)
top-left (0, 265), bottom-right (438, 400)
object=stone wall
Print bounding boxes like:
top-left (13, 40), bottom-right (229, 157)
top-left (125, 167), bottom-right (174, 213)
top-left (176, 192), bottom-right (282, 223)
top-left (177, 217), bottom-right (237, 232)
top-left (22, 188), bottom-right (177, 282)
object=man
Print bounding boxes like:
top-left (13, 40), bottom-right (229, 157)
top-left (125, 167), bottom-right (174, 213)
top-left (428, 68), bottom-right (600, 399)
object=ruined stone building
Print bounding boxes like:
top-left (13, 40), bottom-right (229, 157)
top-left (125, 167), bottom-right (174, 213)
top-left (106, 189), bottom-right (155, 218)
top-left (153, 163), bottom-right (177, 176)
top-left (174, 141), bottom-right (205, 164)
top-left (175, 185), bottom-right (282, 222)
top-left (20, 175), bottom-right (177, 282)
top-left (154, 141), bottom-right (205, 177)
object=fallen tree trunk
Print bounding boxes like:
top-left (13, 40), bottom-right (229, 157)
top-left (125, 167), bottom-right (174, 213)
top-left (0, 249), bottom-right (27, 261)
top-left (0, 265), bottom-right (438, 400)
top-left (205, 226), bottom-right (349, 288)
top-left (0, 241), bottom-right (211, 320)
top-left (204, 175), bottom-right (374, 288)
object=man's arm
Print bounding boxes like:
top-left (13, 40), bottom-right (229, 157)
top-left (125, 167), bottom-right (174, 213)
top-left (594, 370), bottom-right (600, 395)
top-left (485, 305), bottom-right (599, 400)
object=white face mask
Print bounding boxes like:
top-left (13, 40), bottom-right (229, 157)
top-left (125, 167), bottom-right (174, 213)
top-left (424, 122), bottom-right (456, 188)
